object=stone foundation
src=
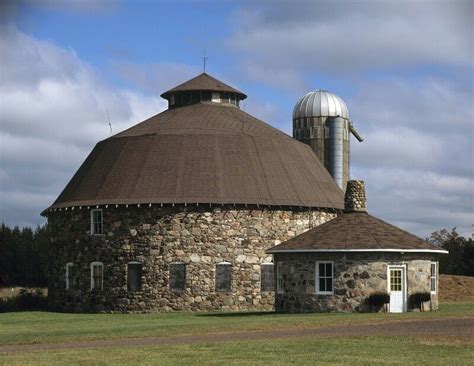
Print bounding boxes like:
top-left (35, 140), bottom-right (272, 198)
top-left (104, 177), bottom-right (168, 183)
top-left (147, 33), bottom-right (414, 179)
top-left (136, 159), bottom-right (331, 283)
top-left (47, 205), bottom-right (337, 313)
top-left (274, 252), bottom-right (439, 313)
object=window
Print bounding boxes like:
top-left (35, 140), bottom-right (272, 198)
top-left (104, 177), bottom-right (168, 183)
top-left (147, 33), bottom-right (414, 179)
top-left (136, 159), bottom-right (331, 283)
top-left (90, 262), bottom-right (103, 290)
top-left (260, 263), bottom-right (274, 292)
top-left (276, 262), bottom-right (284, 294)
top-left (215, 262), bottom-right (232, 292)
top-left (390, 269), bottom-right (402, 291)
top-left (127, 261), bottom-right (142, 292)
top-left (430, 262), bottom-right (437, 293)
top-left (212, 92), bottom-right (220, 103)
top-left (316, 261), bottom-right (333, 294)
top-left (90, 209), bottom-right (103, 235)
top-left (169, 262), bottom-right (186, 292)
top-left (220, 92), bottom-right (230, 103)
top-left (201, 91), bottom-right (211, 102)
top-left (65, 262), bottom-right (74, 290)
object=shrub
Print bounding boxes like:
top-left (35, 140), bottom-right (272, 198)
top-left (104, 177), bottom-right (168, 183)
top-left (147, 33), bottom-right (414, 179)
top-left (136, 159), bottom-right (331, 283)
top-left (0, 289), bottom-right (48, 313)
top-left (409, 292), bottom-right (431, 311)
top-left (367, 292), bottom-right (390, 312)
top-left (368, 292), bottom-right (390, 306)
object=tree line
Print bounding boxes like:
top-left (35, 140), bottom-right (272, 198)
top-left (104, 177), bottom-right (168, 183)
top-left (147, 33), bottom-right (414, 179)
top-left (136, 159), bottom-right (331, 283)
top-left (0, 223), bottom-right (49, 287)
top-left (0, 223), bottom-right (472, 287)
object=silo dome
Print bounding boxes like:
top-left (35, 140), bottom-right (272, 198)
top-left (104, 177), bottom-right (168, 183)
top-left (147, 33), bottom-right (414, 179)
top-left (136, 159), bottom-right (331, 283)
top-left (293, 90), bottom-right (349, 120)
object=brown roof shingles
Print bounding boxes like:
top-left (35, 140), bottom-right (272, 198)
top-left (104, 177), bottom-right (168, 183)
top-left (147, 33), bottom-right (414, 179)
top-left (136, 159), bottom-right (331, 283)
top-left (267, 212), bottom-right (445, 252)
top-left (47, 103), bottom-right (344, 211)
top-left (161, 73), bottom-right (247, 99)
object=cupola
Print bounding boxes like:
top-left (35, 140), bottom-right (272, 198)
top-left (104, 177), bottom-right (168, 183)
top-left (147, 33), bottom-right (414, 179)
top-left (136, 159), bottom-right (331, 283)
top-left (160, 73), bottom-right (247, 109)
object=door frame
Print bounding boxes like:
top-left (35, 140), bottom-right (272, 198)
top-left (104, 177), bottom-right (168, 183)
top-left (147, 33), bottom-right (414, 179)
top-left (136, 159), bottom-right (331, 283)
top-left (387, 264), bottom-right (407, 313)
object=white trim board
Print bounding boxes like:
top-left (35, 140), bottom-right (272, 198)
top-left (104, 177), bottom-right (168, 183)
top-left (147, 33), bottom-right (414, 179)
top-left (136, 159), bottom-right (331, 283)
top-left (267, 249), bottom-right (448, 254)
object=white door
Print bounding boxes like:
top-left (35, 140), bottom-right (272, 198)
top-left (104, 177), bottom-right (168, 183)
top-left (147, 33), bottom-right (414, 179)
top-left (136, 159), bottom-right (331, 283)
top-left (388, 266), bottom-right (406, 313)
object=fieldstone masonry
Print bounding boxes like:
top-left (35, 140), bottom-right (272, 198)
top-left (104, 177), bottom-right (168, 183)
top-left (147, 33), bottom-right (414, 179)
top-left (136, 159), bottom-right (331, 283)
top-left (345, 180), bottom-right (367, 212)
top-left (47, 205), bottom-right (336, 313)
top-left (274, 252), bottom-right (439, 313)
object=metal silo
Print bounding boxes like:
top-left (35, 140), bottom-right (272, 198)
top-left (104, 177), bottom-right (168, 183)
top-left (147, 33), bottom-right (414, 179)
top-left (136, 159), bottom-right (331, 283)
top-left (292, 90), bottom-right (363, 191)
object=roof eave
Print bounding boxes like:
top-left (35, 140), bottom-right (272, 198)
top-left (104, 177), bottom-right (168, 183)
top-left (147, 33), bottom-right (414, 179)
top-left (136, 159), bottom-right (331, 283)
top-left (266, 248), bottom-right (449, 254)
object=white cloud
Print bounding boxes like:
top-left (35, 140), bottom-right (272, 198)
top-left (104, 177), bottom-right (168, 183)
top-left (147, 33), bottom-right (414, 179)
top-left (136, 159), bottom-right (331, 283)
top-left (229, 0), bottom-right (473, 89)
top-left (0, 27), bottom-right (166, 227)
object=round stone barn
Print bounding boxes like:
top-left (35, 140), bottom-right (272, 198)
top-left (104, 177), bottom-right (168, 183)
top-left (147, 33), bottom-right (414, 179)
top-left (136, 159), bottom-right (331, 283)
top-left (43, 73), bottom-right (345, 313)
top-left (267, 180), bottom-right (447, 313)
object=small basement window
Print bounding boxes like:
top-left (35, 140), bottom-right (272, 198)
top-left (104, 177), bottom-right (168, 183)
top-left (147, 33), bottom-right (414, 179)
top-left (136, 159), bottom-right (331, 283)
top-left (316, 261), bottom-right (333, 294)
top-left (430, 262), bottom-right (437, 294)
top-left (276, 262), bottom-right (284, 294)
top-left (90, 261), bottom-right (103, 290)
top-left (90, 209), bottom-right (103, 235)
top-left (215, 262), bottom-right (232, 292)
top-left (127, 261), bottom-right (143, 292)
top-left (169, 262), bottom-right (186, 292)
top-left (260, 263), bottom-right (275, 292)
top-left (65, 262), bottom-right (74, 290)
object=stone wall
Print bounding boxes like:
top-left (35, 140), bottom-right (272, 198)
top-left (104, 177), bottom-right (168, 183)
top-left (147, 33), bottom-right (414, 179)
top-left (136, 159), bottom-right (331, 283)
top-left (47, 205), bottom-right (336, 313)
top-left (274, 252), bottom-right (439, 313)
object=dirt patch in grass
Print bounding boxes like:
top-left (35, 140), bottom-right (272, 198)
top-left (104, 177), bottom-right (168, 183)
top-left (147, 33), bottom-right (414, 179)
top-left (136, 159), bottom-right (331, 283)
top-left (1, 317), bottom-right (472, 353)
top-left (439, 275), bottom-right (474, 302)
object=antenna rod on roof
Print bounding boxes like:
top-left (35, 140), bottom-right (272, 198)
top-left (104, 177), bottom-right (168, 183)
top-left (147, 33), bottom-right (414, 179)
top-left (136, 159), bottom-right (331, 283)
top-left (106, 109), bottom-right (113, 136)
top-left (203, 49), bottom-right (208, 73)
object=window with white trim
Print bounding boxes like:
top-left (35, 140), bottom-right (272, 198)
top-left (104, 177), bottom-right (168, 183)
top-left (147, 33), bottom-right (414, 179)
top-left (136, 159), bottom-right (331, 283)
top-left (65, 262), bottom-right (74, 290)
top-left (127, 261), bottom-right (142, 292)
top-left (215, 262), bottom-right (232, 292)
top-left (276, 262), bottom-right (284, 294)
top-left (260, 263), bottom-right (274, 292)
top-left (430, 262), bottom-right (437, 293)
top-left (90, 261), bottom-right (103, 290)
top-left (316, 261), bottom-right (333, 294)
top-left (90, 209), bottom-right (103, 235)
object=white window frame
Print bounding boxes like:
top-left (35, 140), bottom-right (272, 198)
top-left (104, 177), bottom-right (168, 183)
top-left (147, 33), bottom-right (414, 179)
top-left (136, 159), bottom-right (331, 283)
top-left (260, 263), bottom-right (275, 292)
top-left (316, 261), bottom-right (334, 295)
top-left (276, 262), bottom-right (284, 294)
top-left (65, 262), bottom-right (73, 290)
top-left (127, 261), bottom-right (143, 292)
top-left (90, 261), bottom-right (103, 290)
top-left (430, 262), bottom-right (437, 294)
top-left (90, 209), bottom-right (103, 235)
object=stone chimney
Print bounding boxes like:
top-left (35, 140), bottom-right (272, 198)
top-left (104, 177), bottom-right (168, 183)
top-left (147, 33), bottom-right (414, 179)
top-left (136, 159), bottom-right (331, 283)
top-left (344, 180), bottom-right (367, 212)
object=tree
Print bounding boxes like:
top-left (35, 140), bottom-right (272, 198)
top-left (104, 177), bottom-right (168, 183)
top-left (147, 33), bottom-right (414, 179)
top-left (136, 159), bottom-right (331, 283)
top-left (427, 228), bottom-right (473, 276)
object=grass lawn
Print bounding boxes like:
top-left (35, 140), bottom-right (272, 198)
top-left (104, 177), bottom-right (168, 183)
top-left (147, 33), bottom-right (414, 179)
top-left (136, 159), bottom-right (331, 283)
top-left (2, 336), bottom-right (473, 366)
top-left (0, 301), bottom-right (473, 365)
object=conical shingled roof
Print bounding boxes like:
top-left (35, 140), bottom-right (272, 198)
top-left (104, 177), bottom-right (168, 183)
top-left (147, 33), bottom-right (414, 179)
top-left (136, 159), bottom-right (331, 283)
top-left (267, 212), bottom-right (447, 253)
top-left (46, 74), bottom-right (344, 211)
top-left (161, 73), bottom-right (247, 100)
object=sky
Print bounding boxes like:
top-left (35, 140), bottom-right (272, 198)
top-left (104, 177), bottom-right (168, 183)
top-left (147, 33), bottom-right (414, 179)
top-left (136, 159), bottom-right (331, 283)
top-left (0, 0), bottom-right (472, 238)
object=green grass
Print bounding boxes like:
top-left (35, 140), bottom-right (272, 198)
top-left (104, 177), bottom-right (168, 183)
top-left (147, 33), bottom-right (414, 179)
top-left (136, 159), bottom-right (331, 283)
top-left (0, 301), bottom-right (472, 346)
top-left (1, 337), bottom-right (473, 365)
top-left (0, 302), bottom-right (473, 365)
